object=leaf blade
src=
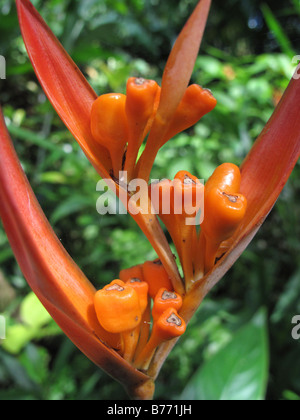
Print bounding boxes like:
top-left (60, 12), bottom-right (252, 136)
top-left (180, 310), bottom-right (269, 400)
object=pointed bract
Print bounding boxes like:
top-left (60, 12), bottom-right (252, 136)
top-left (16, 0), bottom-right (112, 178)
top-left (0, 111), bottom-right (150, 396)
top-left (138, 0), bottom-right (212, 181)
top-left (148, 75), bottom-right (300, 380)
top-left (158, 0), bottom-right (212, 122)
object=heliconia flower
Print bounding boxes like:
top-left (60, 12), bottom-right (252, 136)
top-left (0, 0), bottom-right (299, 400)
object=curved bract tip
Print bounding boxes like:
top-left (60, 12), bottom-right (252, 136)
top-left (16, 0), bottom-right (112, 179)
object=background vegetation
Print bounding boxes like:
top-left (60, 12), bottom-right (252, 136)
top-left (0, 0), bottom-right (299, 400)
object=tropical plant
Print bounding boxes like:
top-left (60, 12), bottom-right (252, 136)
top-left (0, 0), bottom-right (299, 400)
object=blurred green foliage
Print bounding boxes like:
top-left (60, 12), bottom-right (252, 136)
top-left (0, 0), bottom-right (299, 400)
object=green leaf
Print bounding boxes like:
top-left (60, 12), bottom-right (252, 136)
top-left (261, 4), bottom-right (295, 57)
top-left (271, 268), bottom-right (300, 323)
top-left (180, 309), bottom-right (269, 400)
top-left (40, 171), bottom-right (68, 184)
top-left (283, 390), bottom-right (300, 401)
top-left (2, 293), bottom-right (59, 354)
top-left (20, 292), bottom-right (52, 329)
top-left (2, 324), bottom-right (35, 355)
top-left (19, 344), bottom-right (50, 385)
top-left (291, 0), bottom-right (300, 14)
top-left (50, 195), bottom-right (92, 224)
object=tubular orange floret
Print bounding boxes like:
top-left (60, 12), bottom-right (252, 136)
top-left (173, 170), bottom-right (204, 218)
top-left (94, 279), bottom-right (143, 363)
top-left (162, 84), bottom-right (217, 146)
top-left (172, 171), bottom-right (204, 285)
top-left (90, 93), bottom-right (129, 177)
top-left (152, 288), bottom-right (183, 322)
top-left (119, 264), bottom-right (144, 283)
top-left (94, 279), bottom-right (142, 334)
top-left (149, 178), bottom-right (173, 216)
top-left (205, 162), bottom-right (241, 195)
top-left (125, 78), bottom-right (160, 129)
top-left (136, 81), bottom-right (216, 183)
top-left (125, 278), bottom-right (150, 363)
top-left (134, 307), bottom-right (186, 370)
top-left (153, 307), bottom-right (186, 341)
top-left (142, 259), bottom-right (173, 299)
top-left (149, 178), bottom-right (183, 268)
top-left (150, 171), bottom-right (203, 285)
top-left (202, 188), bottom-right (247, 243)
top-left (195, 162), bottom-right (246, 276)
top-left (133, 297), bottom-right (152, 362)
top-left (125, 78), bottom-right (160, 180)
top-left (201, 187), bottom-right (247, 273)
top-left (149, 171), bottom-right (203, 231)
top-left (126, 278), bottom-right (149, 315)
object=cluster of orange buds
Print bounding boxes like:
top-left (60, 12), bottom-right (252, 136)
top-left (147, 163), bottom-right (247, 288)
top-left (149, 171), bottom-right (204, 284)
top-left (94, 260), bottom-right (185, 370)
top-left (191, 162), bottom-right (247, 283)
top-left (90, 78), bottom-right (217, 182)
top-left (93, 164), bottom-right (247, 371)
top-left (91, 77), bottom-right (248, 369)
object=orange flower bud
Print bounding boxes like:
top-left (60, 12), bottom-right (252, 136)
top-left (149, 172), bottom-right (204, 284)
top-left (162, 84), bottom-right (217, 146)
top-left (91, 93), bottom-right (129, 176)
top-left (202, 188), bottom-right (247, 244)
top-left (119, 264), bottom-right (144, 283)
top-left (134, 307), bottom-right (186, 370)
top-left (142, 259), bottom-right (173, 299)
top-left (126, 77), bottom-right (160, 131)
top-left (173, 170), bottom-right (204, 218)
top-left (201, 187), bottom-right (247, 273)
top-left (149, 178), bottom-right (173, 216)
top-left (124, 78), bottom-right (160, 180)
top-left (94, 279), bottom-right (141, 334)
top-left (126, 278), bottom-right (149, 315)
top-left (152, 288), bottom-right (183, 322)
top-left (136, 84), bottom-right (216, 183)
top-left (153, 307), bottom-right (186, 342)
top-left (205, 162), bottom-right (241, 195)
top-left (196, 162), bottom-right (246, 275)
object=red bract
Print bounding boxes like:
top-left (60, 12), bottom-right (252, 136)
top-left (150, 74), bottom-right (300, 378)
top-left (0, 110), bottom-right (152, 399)
top-left (0, 0), bottom-right (299, 399)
